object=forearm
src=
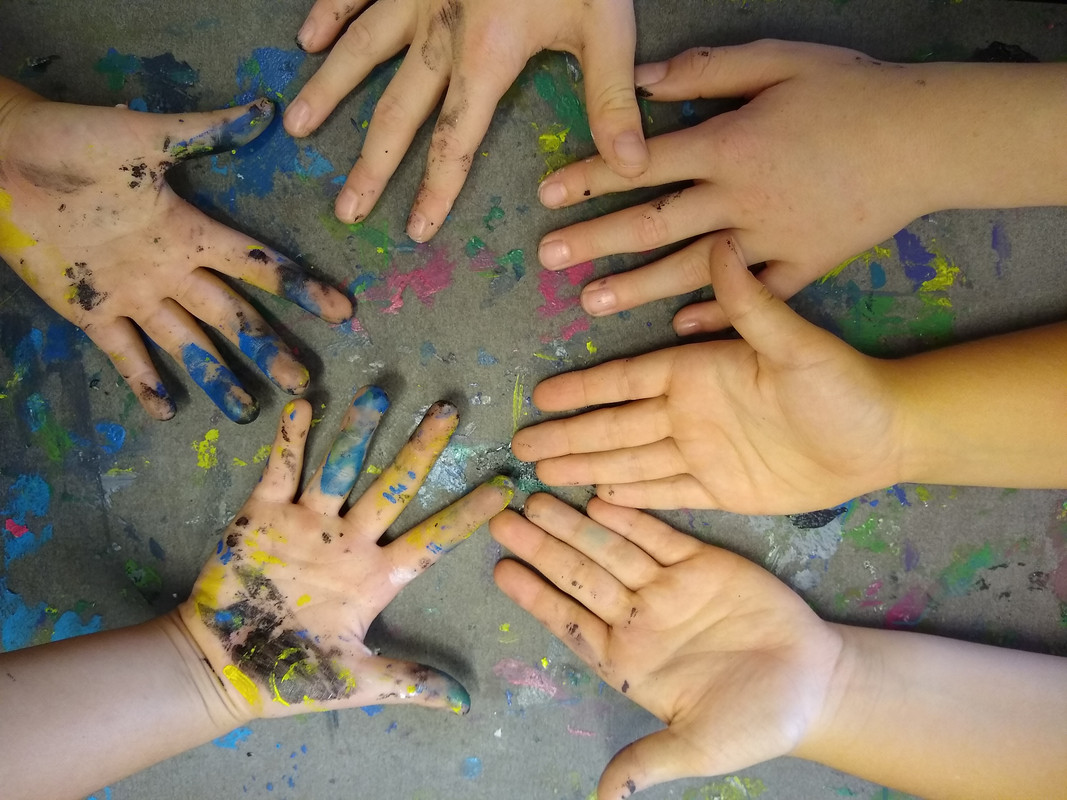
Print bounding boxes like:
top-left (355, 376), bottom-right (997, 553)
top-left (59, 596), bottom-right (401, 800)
top-left (903, 62), bottom-right (1067, 212)
top-left (0, 609), bottom-right (248, 800)
top-left (795, 624), bottom-right (1067, 799)
top-left (884, 321), bottom-right (1067, 489)
top-left (0, 76), bottom-right (42, 161)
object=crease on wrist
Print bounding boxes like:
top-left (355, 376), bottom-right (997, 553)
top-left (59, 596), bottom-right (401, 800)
top-left (0, 78), bottom-right (44, 167)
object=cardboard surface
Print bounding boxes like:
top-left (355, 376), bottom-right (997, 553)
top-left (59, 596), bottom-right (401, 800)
top-left (1, 1), bottom-right (1066, 798)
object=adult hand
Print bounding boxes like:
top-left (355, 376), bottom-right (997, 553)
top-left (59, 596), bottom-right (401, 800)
top-left (180, 387), bottom-right (515, 717)
top-left (535, 40), bottom-right (945, 334)
top-left (512, 236), bottom-right (903, 514)
top-left (285, 0), bottom-right (647, 241)
top-left (0, 78), bottom-right (353, 423)
top-left (492, 493), bottom-right (842, 797)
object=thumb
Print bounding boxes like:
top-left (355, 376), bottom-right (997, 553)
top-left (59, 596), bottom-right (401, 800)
top-left (633, 40), bottom-right (804, 102)
top-left (597, 728), bottom-right (701, 799)
top-left (354, 655), bottom-right (471, 715)
top-left (148, 97), bottom-right (275, 165)
top-left (706, 236), bottom-right (818, 359)
top-left (580, 3), bottom-right (648, 177)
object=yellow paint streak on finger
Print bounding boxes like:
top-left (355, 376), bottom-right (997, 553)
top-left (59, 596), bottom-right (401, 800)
top-left (0, 189), bottom-right (37, 251)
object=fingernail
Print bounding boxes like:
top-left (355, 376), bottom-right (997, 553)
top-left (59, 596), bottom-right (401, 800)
top-left (538, 239), bottom-right (571, 269)
top-left (538, 180), bottom-right (567, 208)
top-left (674, 317), bottom-right (700, 335)
top-left (634, 61), bottom-right (668, 90)
top-left (582, 285), bottom-right (616, 315)
top-left (407, 211), bottom-right (429, 242)
top-left (285, 98), bottom-right (311, 136)
top-left (296, 19), bottom-right (316, 50)
top-left (613, 130), bottom-right (648, 170)
top-left (335, 189), bottom-right (360, 223)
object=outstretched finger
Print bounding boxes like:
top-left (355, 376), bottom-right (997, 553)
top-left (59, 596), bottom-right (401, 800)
top-left (252, 399), bottom-right (314, 503)
top-left (596, 475), bottom-right (718, 511)
top-left (87, 318), bottom-right (175, 420)
top-left (535, 439), bottom-right (688, 489)
top-left (139, 299), bottom-right (258, 423)
top-left (523, 349), bottom-right (678, 416)
top-left (384, 477), bottom-right (515, 585)
top-left (149, 98), bottom-right (275, 165)
top-left (585, 498), bottom-right (703, 566)
top-left (192, 213), bottom-right (353, 323)
top-left (300, 386), bottom-right (390, 515)
top-left (295, 0), bottom-right (377, 52)
top-left (342, 654), bottom-right (472, 715)
top-left (492, 555), bottom-right (609, 669)
top-left (510, 397), bottom-right (670, 462)
top-left (286, 0), bottom-right (415, 138)
top-left (345, 401), bottom-right (459, 538)
top-left (579, 0), bottom-right (647, 177)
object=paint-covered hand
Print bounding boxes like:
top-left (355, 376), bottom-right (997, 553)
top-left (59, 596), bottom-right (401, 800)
top-left (536, 41), bottom-right (938, 334)
top-left (285, 0), bottom-right (646, 241)
top-left (179, 388), bottom-right (514, 719)
top-left (0, 78), bottom-right (353, 423)
top-left (492, 494), bottom-right (843, 798)
top-left (513, 236), bottom-right (903, 514)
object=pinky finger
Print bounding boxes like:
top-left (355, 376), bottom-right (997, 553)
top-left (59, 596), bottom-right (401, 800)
top-left (492, 558), bottom-right (609, 669)
top-left (252, 399), bottom-right (313, 503)
top-left (89, 318), bottom-right (175, 420)
top-left (596, 474), bottom-right (717, 510)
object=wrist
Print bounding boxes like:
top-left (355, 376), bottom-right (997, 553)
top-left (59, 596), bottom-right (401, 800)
top-left (156, 608), bottom-right (255, 730)
top-left (0, 78), bottom-right (44, 165)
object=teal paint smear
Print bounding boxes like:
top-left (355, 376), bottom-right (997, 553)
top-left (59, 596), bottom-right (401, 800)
top-left (533, 68), bottom-right (591, 143)
top-left (320, 387), bottom-right (390, 496)
top-left (169, 98), bottom-right (274, 160)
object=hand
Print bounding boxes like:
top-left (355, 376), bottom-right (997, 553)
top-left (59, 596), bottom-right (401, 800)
top-left (512, 235), bottom-right (903, 514)
top-left (284, 0), bottom-right (647, 241)
top-left (491, 493), bottom-right (843, 798)
top-left (0, 79), bottom-right (353, 423)
top-left (535, 40), bottom-right (946, 334)
top-left (179, 387), bottom-right (514, 717)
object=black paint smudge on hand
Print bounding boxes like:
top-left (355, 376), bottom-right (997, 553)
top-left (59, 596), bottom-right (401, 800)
top-left (64, 262), bottom-right (108, 311)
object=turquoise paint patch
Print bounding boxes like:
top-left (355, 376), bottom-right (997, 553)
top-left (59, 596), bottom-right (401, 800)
top-left (213, 726), bottom-right (254, 749)
top-left (320, 387), bottom-right (390, 495)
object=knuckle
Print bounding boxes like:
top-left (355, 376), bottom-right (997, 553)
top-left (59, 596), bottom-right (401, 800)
top-left (337, 21), bottom-right (375, 60)
top-left (370, 91), bottom-right (410, 133)
top-left (678, 249), bottom-right (713, 289)
top-left (428, 124), bottom-right (472, 168)
top-left (634, 209), bottom-right (669, 249)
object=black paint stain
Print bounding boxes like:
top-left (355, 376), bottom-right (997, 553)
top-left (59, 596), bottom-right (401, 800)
top-left (247, 248), bottom-right (271, 263)
top-left (787, 507), bottom-right (846, 530)
top-left (321, 531), bottom-right (332, 544)
top-left (635, 86), bottom-right (653, 99)
top-left (621, 679), bottom-right (629, 693)
top-left (971, 42), bottom-right (1039, 63)
top-left (15, 161), bottom-right (95, 194)
top-left (64, 263), bottom-right (108, 311)
top-left (651, 191), bottom-right (683, 211)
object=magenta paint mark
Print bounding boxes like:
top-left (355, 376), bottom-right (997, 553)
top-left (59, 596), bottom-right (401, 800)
top-left (886, 585), bottom-right (932, 628)
top-left (365, 246), bottom-right (456, 314)
top-left (3, 519), bottom-right (29, 538)
top-left (536, 262), bottom-right (594, 318)
top-left (859, 579), bottom-right (884, 608)
top-left (566, 725), bottom-right (596, 738)
top-left (492, 658), bottom-right (561, 698)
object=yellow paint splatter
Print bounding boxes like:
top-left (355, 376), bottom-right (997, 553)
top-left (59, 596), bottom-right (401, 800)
top-left (919, 252), bottom-right (961, 294)
top-left (537, 126), bottom-right (569, 153)
top-left (512, 372), bottom-right (525, 433)
top-left (224, 664), bottom-right (262, 709)
top-left (585, 340), bottom-right (597, 355)
top-left (499, 623), bottom-right (510, 632)
top-left (232, 457), bottom-right (248, 467)
top-left (193, 429), bottom-right (219, 469)
top-left (366, 464), bottom-right (382, 475)
top-left (540, 657), bottom-right (549, 669)
top-left (821, 244), bottom-right (892, 283)
top-left (252, 444), bottom-right (271, 463)
top-left (0, 189), bottom-right (37, 251)
top-left (297, 594), bottom-right (311, 606)
top-left (915, 485), bottom-right (932, 504)
top-left (250, 550), bottom-right (285, 566)
top-left (192, 564), bottom-right (226, 609)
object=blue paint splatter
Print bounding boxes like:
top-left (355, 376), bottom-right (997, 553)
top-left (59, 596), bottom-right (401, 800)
top-left (869, 262), bottom-right (886, 289)
top-left (886, 484), bottom-right (910, 507)
top-left (1, 577), bottom-right (101, 651)
top-left (991, 222), bottom-right (1011, 277)
top-left (462, 756), bottom-right (483, 779)
top-left (52, 611), bottom-right (103, 640)
top-left (360, 705), bottom-right (385, 717)
top-left (893, 230), bottom-right (936, 290)
top-left (95, 422), bottom-right (127, 454)
top-left (94, 49), bottom-right (200, 112)
top-left (180, 342), bottom-right (256, 423)
top-left (320, 387), bottom-right (390, 495)
top-left (213, 727), bottom-right (254, 749)
top-left (477, 349), bottom-right (498, 366)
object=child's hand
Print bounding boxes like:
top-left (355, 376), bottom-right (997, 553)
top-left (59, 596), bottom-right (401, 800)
top-left (0, 82), bottom-right (353, 423)
top-left (491, 494), bottom-right (843, 798)
top-left (513, 236), bottom-right (902, 514)
top-left (179, 388), bottom-right (514, 718)
top-left (285, 0), bottom-right (647, 241)
top-left (535, 40), bottom-right (941, 333)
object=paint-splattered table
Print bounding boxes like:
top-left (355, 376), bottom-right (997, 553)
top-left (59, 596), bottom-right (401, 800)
top-left (2, 1), bottom-right (1066, 798)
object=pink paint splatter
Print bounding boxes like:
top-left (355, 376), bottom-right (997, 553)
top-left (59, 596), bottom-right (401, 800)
top-left (365, 245), bottom-right (456, 314)
top-left (4, 519), bottom-right (30, 538)
top-left (536, 262), bottom-right (594, 318)
top-left (492, 658), bottom-right (561, 697)
top-left (566, 725), bottom-right (596, 738)
top-left (859, 579), bottom-right (884, 608)
top-left (886, 585), bottom-right (932, 628)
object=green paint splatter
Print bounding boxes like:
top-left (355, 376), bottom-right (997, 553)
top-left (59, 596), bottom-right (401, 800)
top-left (533, 69), bottom-right (591, 143)
top-left (938, 543), bottom-right (998, 597)
top-left (843, 516), bottom-right (894, 554)
top-left (682, 776), bottom-right (767, 800)
top-left (124, 558), bottom-right (163, 600)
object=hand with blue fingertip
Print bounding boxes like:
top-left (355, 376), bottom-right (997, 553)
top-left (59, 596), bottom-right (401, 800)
top-left (179, 387), bottom-right (516, 718)
top-left (0, 389), bottom-right (514, 800)
top-left (0, 76), bottom-right (353, 423)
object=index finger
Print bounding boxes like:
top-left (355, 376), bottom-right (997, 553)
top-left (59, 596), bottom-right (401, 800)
top-left (528, 349), bottom-right (677, 412)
